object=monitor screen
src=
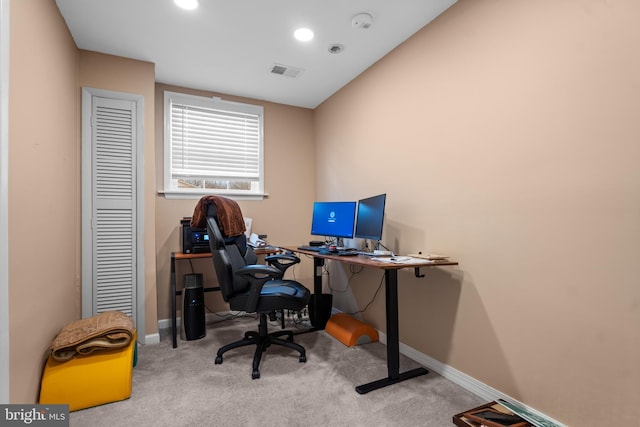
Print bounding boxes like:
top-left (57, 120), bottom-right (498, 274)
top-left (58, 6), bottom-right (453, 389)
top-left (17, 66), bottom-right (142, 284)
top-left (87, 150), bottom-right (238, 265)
top-left (354, 193), bottom-right (387, 241)
top-left (310, 201), bottom-right (357, 239)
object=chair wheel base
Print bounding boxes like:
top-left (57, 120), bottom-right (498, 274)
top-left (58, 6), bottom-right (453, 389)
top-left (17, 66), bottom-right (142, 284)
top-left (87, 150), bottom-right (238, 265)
top-left (214, 314), bottom-right (307, 378)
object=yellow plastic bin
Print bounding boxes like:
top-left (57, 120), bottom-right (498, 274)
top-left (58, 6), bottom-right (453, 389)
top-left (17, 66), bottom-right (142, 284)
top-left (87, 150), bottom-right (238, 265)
top-left (39, 332), bottom-right (137, 412)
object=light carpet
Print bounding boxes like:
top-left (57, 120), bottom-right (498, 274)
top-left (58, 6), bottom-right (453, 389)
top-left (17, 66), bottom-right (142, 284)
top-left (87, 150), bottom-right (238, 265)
top-left (70, 316), bottom-right (484, 427)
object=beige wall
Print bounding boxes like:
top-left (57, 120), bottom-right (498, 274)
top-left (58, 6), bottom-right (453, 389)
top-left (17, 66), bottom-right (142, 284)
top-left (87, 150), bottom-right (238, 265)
top-left (8, 1), bottom-right (158, 402)
top-left (8, 1), bottom-right (639, 424)
top-left (314, 0), bottom-right (640, 425)
top-left (8, 0), bottom-right (79, 402)
top-left (154, 83), bottom-right (316, 321)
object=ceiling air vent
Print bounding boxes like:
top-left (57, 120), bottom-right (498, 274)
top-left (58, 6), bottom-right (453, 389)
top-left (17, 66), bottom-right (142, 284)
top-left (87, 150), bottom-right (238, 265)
top-left (270, 63), bottom-right (304, 78)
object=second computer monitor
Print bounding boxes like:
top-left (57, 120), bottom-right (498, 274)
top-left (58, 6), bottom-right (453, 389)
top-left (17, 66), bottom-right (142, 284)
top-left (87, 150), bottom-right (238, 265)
top-left (310, 201), bottom-right (357, 239)
top-left (354, 193), bottom-right (387, 241)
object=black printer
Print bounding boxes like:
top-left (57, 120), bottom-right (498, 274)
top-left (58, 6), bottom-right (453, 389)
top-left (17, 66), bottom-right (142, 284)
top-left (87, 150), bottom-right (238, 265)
top-left (181, 218), bottom-right (210, 253)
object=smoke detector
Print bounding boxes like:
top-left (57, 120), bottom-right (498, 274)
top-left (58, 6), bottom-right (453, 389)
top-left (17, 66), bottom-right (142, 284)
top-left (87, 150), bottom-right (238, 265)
top-left (352, 13), bottom-right (373, 29)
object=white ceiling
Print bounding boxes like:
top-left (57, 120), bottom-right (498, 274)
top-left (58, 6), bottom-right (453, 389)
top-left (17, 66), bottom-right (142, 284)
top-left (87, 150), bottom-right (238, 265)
top-left (55, 0), bottom-right (456, 109)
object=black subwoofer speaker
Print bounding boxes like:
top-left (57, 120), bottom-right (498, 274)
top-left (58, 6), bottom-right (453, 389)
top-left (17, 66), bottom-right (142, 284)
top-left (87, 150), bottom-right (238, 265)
top-left (182, 273), bottom-right (206, 340)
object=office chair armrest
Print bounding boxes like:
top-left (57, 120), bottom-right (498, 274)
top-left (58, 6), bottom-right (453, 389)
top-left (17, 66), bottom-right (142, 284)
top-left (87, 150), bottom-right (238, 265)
top-left (265, 252), bottom-right (300, 277)
top-left (236, 264), bottom-right (283, 312)
top-left (236, 264), bottom-right (282, 280)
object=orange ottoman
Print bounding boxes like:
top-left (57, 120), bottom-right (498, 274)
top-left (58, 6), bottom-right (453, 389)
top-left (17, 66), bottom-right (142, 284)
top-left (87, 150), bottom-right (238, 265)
top-left (325, 313), bottom-right (378, 347)
top-left (39, 333), bottom-right (136, 412)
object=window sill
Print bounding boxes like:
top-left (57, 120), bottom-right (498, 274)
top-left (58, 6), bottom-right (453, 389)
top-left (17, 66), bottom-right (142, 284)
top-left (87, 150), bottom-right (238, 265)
top-left (159, 190), bottom-right (268, 201)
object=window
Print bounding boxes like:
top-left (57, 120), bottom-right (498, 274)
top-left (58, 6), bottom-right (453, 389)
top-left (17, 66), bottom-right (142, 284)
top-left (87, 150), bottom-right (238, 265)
top-left (163, 91), bottom-right (264, 198)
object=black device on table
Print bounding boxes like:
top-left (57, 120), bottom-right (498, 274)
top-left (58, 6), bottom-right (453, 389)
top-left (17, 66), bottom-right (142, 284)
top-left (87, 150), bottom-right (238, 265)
top-left (181, 218), bottom-right (210, 253)
top-left (318, 247), bottom-right (358, 256)
top-left (297, 245), bottom-right (358, 256)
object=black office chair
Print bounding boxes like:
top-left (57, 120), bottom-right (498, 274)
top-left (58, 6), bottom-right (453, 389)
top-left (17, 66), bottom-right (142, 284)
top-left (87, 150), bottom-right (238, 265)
top-left (204, 202), bottom-right (311, 379)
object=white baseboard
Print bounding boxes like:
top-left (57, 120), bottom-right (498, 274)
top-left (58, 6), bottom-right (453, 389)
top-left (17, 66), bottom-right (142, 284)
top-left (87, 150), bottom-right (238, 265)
top-left (144, 333), bottom-right (160, 345)
top-left (377, 330), bottom-right (501, 402)
top-left (156, 311), bottom-right (246, 334)
top-left (377, 330), bottom-right (565, 427)
top-left (157, 317), bottom-right (175, 330)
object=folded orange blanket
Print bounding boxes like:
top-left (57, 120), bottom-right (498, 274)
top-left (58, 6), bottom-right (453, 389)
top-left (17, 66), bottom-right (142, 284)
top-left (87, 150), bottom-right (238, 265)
top-left (50, 311), bottom-right (135, 362)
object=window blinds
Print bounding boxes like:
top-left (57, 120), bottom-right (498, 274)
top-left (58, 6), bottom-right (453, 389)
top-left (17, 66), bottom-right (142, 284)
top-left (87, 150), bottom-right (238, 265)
top-left (170, 102), bottom-right (261, 181)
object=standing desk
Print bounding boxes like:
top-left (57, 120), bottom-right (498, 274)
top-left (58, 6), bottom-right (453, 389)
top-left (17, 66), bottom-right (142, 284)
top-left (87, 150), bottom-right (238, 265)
top-left (282, 246), bottom-right (458, 394)
top-left (170, 248), bottom-right (278, 348)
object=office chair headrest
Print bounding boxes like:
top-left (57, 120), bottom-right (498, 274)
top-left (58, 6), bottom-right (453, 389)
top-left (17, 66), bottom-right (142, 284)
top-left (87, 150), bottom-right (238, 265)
top-left (207, 203), bottom-right (217, 218)
top-left (192, 195), bottom-right (246, 237)
top-left (205, 201), bottom-right (249, 256)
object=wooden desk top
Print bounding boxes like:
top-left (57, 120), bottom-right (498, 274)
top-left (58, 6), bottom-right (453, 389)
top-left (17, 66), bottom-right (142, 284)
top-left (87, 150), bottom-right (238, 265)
top-left (172, 247), bottom-right (279, 260)
top-left (281, 245), bottom-right (458, 270)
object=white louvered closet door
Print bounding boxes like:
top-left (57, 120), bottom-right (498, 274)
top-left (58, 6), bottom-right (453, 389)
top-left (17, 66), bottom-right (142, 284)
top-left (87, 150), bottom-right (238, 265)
top-left (86, 95), bottom-right (137, 319)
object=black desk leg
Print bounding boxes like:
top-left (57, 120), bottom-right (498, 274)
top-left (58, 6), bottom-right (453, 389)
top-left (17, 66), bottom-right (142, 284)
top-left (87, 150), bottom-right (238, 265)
top-left (171, 254), bottom-right (177, 349)
top-left (355, 269), bottom-right (428, 394)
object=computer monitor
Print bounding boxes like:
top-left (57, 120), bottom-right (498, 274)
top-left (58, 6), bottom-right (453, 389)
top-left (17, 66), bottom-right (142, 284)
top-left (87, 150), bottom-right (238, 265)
top-left (310, 201), bottom-right (357, 240)
top-left (354, 193), bottom-right (387, 241)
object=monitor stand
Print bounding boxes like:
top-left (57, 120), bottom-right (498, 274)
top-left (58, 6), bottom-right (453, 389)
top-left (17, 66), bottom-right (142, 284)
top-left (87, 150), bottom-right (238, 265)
top-left (360, 239), bottom-right (381, 254)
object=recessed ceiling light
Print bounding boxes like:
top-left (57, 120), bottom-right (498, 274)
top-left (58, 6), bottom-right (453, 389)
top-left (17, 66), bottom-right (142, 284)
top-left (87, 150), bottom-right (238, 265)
top-left (174, 0), bottom-right (198, 10)
top-left (294, 28), bottom-right (314, 42)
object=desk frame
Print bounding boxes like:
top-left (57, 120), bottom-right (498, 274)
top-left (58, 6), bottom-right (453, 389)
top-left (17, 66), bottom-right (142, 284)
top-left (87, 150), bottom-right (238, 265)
top-left (170, 249), bottom-right (276, 348)
top-left (283, 247), bottom-right (458, 394)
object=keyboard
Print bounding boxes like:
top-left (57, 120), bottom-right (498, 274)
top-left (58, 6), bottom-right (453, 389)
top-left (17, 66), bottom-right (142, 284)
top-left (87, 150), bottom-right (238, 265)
top-left (297, 245), bottom-right (323, 252)
top-left (357, 251), bottom-right (376, 256)
top-left (335, 250), bottom-right (358, 256)
top-left (297, 246), bottom-right (359, 256)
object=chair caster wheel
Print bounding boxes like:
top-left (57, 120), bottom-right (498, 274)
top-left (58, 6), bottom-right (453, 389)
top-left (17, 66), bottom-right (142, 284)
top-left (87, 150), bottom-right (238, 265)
top-left (252, 371), bottom-right (260, 379)
top-left (215, 356), bottom-right (223, 364)
top-left (299, 355), bottom-right (306, 363)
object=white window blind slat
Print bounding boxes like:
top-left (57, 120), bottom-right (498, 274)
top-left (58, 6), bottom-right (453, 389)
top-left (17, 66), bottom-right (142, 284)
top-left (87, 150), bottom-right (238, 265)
top-left (164, 91), bottom-right (264, 195)
top-left (171, 104), bottom-right (260, 178)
